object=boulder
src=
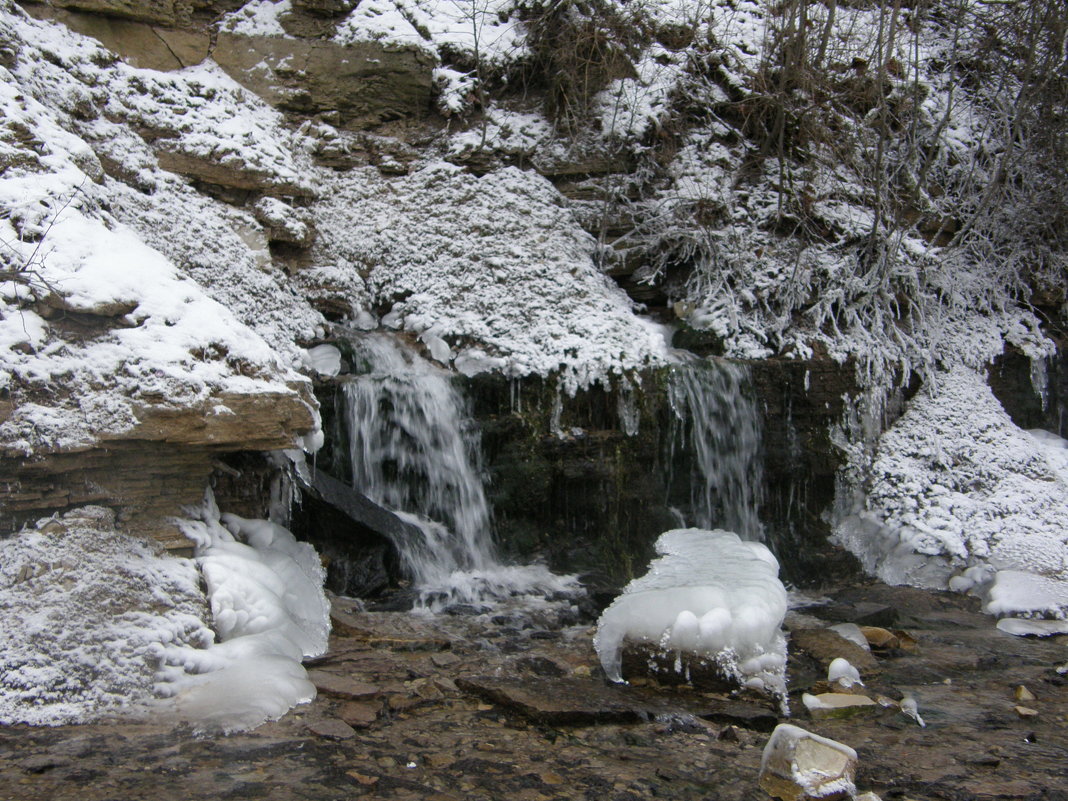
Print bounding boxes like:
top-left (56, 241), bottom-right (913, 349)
top-left (760, 724), bottom-right (857, 801)
top-left (212, 32), bottom-right (435, 127)
top-left (292, 0), bottom-right (356, 17)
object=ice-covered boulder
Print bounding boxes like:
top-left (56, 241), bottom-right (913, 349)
top-left (759, 723), bottom-right (857, 800)
top-left (594, 528), bottom-right (788, 700)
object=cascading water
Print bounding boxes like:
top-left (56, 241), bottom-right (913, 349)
top-left (667, 359), bottom-right (765, 540)
top-left (341, 334), bottom-right (575, 609)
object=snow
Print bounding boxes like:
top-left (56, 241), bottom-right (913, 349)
top-left (313, 161), bottom-right (669, 391)
top-left (0, 500), bottom-right (330, 732)
top-left (833, 366), bottom-right (1068, 619)
top-left (594, 528), bottom-right (788, 700)
top-left (0, 508), bottom-right (212, 726)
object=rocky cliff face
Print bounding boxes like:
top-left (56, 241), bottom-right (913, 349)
top-left (1, 0), bottom-right (1064, 589)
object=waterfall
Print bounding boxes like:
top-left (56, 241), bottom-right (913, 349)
top-left (668, 359), bottom-right (765, 540)
top-left (341, 334), bottom-right (573, 608)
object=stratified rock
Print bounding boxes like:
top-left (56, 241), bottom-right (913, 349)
top-left (253, 197), bottom-right (315, 247)
top-left (293, 0), bottom-right (357, 17)
top-left (213, 32), bottom-right (435, 127)
top-left (154, 146), bottom-right (313, 197)
top-left (21, 5), bottom-right (209, 70)
top-left (52, 0), bottom-right (179, 26)
top-left (759, 724), bottom-right (857, 801)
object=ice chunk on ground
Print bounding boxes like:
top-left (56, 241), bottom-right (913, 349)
top-left (827, 658), bottom-right (862, 688)
top-left (828, 623), bottom-right (870, 651)
top-left (759, 723), bottom-right (857, 800)
top-left (594, 528), bottom-right (788, 699)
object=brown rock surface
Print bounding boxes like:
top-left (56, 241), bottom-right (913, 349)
top-left (21, 4), bottom-right (208, 70)
top-left (212, 32), bottom-right (435, 127)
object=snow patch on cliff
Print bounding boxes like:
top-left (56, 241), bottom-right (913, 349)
top-left (314, 161), bottom-right (669, 390)
top-left (834, 366), bottom-right (1068, 617)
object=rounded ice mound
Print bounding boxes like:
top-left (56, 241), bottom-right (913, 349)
top-left (593, 528), bottom-right (788, 699)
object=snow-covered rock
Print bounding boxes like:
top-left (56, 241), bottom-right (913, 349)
top-left (759, 723), bottom-right (858, 801)
top-left (594, 528), bottom-right (788, 700)
top-left (834, 366), bottom-right (1068, 619)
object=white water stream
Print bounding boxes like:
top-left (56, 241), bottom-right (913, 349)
top-left (668, 359), bottom-right (765, 540)
top-left (342, 335), bottom-right (574, 609)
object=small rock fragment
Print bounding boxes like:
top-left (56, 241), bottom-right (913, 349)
top-left (1014, 685), bottom-right (1035, 702)
top-left (759, 723), bottom-right (857, 801)
top-left (859, 627), bottom-right (899, 649)
top-left (306, 717), bottom-right (357, 739)
top-left (1014, 705), bottom-right (1039, 718)
top-left (802, 693), bottom-right (878, 720)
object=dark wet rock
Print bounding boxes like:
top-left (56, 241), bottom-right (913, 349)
top-left (515, 656), bottom-right (568, 677)
top-left (305, 718), bottom-right (356, 740)
top-left (789, 629), bottom-right (881, 679)
top-left (306, 671), bottom-right (380, 700)
top-left (456, 676), bottom-right (652, 725)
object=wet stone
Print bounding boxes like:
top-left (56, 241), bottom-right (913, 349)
top-left (307, 670), bottom-right (380, 699)
top-left (306, 718), bottom-right (356, 739)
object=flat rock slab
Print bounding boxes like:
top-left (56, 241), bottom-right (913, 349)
top-left (305, 718), bottom-right (356, 740)
top-left (338, 701), bottom-right (379, 728)
top-left (456, 676), bottom-right (779, 729)
top-left (307, 670), bottom-right (380, 700)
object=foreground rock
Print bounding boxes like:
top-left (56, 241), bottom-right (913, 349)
top-left (759, 724), bottom-right (857, 801)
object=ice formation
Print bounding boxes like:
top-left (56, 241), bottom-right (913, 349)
top-left (594, 528), bottom-right (788, 698)
top-left (827, 658), bottom-right (862, 689)
top-left (158, 499), bottom-right (331, 732)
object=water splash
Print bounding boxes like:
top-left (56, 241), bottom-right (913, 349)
top-left (341, 334), bottom-right (576, 609)
top-left (668, 359), bottom-right (765, 540)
